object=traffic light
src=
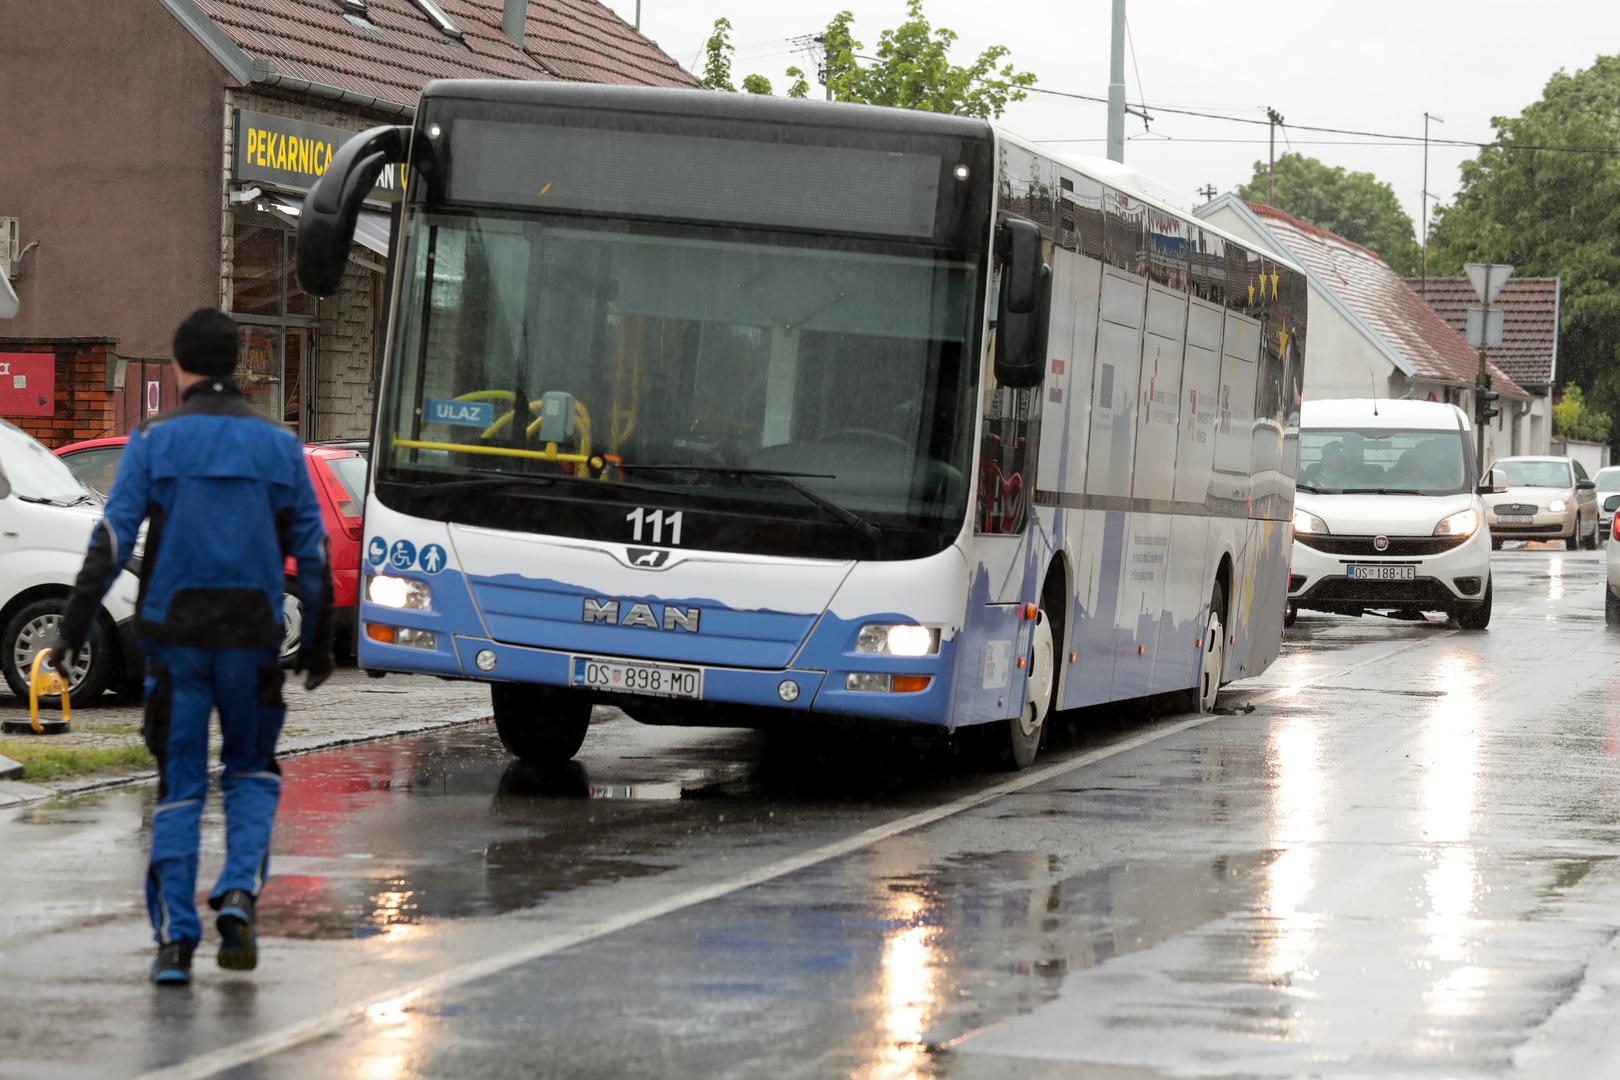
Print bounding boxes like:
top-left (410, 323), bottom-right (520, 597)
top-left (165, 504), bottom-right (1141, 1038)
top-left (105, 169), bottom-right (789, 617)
top-left (1476, 384), bottom-right (1501, 423)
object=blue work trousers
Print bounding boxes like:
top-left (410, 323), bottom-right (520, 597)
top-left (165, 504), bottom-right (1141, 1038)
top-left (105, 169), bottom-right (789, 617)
top-left (142, 642), bottom-right (286, 947)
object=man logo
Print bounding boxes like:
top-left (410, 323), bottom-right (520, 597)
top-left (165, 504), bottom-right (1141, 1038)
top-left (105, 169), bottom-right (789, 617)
top-left (582, 597), bottom-right (700, 632)
top-left (628, 547), bottom-right (670, 569)
top-left (1374, 535), bottom-right (1390, 552)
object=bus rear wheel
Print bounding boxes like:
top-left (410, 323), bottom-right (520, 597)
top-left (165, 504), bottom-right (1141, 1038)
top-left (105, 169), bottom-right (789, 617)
top-left (1197, 581), bottom-right (1227, 714)
top-left (491, 683), bottom-right (592, 765)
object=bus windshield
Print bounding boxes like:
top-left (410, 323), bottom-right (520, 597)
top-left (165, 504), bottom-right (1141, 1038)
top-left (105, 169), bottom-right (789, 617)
top-left (1298, 427), bottom-right (1471, 495)
top-left (376, 211), bottom-right (980, 559)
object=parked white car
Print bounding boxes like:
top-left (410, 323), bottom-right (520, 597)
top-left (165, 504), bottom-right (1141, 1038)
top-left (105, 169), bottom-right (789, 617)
top-left (1482, 456), bottom-right (1599, 550)
top-left (1287, 399), bottom-right (1494, 629)
top-left (1607, 525), bottom-right (1620, 626)
top-left (0, 418), bottom-right (143, 701)
top-left (1595, 466), bottom-right (1620, 542)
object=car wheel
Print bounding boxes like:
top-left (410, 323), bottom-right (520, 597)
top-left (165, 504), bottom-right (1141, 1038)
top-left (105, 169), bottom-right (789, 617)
top-left (1283, 601), bottom-right (1297, 628)
top-left (491, 683), bottom-right (593, 765)
top-left (1491, 538), bottom-right (1503, 551)
top-left (1607, 588), bottom-right (1620, 628)
top-left (1567, 518), bottom-right (1581, 551)
top-left (2, 600), bottom-right (115, 703)
top-left (1585, 518), bottom-right (1600, 550)
top-left (278, 584), bottom-right (303, 667)
top-left (1455, 578), bottom-right (1493, 631)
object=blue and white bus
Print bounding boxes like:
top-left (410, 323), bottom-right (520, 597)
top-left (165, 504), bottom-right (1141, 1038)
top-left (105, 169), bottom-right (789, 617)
top-left (298, 82), bottom-right (1307, 770)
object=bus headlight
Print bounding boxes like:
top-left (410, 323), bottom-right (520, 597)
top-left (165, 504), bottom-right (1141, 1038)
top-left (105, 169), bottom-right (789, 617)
top-left (856, 624), bottom-right (941, 656)
top-left (1434, 508), bottom-right (1481, 538)
top-left (1292, 509), bottom-right (1329, 535)
top-left (368, 574), bottom-right (432, 611)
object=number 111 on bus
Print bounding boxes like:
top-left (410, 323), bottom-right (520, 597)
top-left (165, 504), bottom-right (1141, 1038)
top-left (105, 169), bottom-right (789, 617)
top-left (626, 507), bottom-right (683, 546)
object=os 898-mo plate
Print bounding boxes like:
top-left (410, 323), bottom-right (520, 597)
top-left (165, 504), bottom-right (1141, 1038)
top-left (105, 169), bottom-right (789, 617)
top-left (570, 656), bottom-right (703, 698)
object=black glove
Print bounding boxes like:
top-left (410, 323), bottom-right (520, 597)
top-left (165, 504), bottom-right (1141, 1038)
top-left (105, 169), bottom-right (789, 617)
top-left (43, 634), bottom-right (82, 678)
top-left (293, 645), bottom-right (334, 692)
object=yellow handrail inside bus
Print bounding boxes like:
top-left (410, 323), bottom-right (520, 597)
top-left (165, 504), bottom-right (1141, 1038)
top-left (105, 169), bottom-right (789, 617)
top-left (28, 649), bottom-right (71, 733)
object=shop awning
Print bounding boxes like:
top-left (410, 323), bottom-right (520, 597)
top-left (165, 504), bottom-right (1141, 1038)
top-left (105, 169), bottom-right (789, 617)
top-left (262, 192), bottom-right (393, 259)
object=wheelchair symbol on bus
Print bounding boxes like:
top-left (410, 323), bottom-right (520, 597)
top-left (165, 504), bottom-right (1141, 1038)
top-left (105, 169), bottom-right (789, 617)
top-left (388, 540), bottom-right (416, 571)
top-left (367, 537), bottom-right (388, 567)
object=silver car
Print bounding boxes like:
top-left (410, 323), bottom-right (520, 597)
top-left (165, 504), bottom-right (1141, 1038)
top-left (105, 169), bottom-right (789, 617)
top-left (1482, 456), bottom-right (1600, 550)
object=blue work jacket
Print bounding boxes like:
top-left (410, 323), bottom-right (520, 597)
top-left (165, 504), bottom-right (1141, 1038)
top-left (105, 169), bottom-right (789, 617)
top-left (64, 380), bottom-right (330, 651)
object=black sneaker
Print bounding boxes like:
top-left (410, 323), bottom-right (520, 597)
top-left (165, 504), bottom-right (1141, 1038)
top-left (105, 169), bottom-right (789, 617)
top-left (151, 941), bottom-right (195, 985)
top-left (214, 889), bottom-right (258, 971)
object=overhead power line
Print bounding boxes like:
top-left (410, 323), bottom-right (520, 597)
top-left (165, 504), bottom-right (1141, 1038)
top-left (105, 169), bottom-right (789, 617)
top-left (1019, 84), bottom-right (1620, 155)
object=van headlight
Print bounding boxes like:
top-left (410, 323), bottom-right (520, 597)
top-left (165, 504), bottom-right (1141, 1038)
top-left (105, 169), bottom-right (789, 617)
top-left (856, 624), bottom-right (941, 656)
top-left (1292, 509), bottom-right (1329, 535)
top-left (1434, 508), bottom-right (1481, 538)
top-left (367, 574), bottom-right (432, 611)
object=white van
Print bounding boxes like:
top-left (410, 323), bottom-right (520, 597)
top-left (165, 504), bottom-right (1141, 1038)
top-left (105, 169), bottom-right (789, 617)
top-left (0, 418), bottom-right (143, 700)
top-left (1287, 399), bottom-right (1494, 629)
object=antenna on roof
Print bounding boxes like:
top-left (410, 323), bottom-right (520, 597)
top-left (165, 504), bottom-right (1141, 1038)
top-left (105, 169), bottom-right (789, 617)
top-left (1371, 374), bottom-right (1379, 416)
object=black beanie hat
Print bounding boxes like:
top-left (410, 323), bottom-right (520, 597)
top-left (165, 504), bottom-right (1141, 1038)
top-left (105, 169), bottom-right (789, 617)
top-left (173, 308), bottom-right (239, 377)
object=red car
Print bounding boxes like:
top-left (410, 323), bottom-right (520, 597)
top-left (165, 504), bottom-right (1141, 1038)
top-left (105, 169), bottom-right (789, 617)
top-left (55, 436), bottom-right (367, 661)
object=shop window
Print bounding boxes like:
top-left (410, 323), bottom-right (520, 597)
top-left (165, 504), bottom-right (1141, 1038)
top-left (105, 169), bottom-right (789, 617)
top-left (231, 218), bottom-right (317, 433)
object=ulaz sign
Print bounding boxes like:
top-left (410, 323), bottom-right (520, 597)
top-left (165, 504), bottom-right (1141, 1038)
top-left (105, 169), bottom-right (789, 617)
top-left (232, 109), bottom-right (406, 200)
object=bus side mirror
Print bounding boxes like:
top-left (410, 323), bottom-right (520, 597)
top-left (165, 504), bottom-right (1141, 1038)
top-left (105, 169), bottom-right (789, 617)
top-left (994, 218), bottom-right (1050, 389)
top-left (297, 124), bottom-right (413, 297)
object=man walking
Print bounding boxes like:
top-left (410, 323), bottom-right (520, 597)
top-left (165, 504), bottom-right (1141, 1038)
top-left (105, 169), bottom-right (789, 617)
top-left (50, 308), bottom-right (334, 985)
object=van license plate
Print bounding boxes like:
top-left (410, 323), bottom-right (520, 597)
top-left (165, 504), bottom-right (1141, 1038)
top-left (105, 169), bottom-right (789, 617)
top-left (1499, 514), bottom-right (1533, 525)
top-left (570, 656), bottom-right (702, 698)
top-left (1347, 565), bottom-right (1416, 581)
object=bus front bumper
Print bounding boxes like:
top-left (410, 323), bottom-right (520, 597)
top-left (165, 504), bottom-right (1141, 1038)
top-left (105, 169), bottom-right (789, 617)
top-left (358, 632), bottom-right (958, 727)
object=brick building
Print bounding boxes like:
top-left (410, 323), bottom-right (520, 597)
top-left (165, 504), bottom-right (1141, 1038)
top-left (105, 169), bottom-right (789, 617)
top-left (0, 0), bottom-right (697, 444)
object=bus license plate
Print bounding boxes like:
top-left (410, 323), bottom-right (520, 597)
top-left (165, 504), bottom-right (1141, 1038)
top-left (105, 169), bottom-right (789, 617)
top-left (1499, 514), bottom-right (1533, 525)
top-left (571, 656), bottom-right (702, 699)
top-left (1347, 564), bottom-right (1416, 581)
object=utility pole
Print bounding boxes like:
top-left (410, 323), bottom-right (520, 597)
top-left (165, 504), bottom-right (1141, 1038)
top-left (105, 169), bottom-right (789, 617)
top-left (1197, 183), bottom-right (1218, 205)
top-left (1265, 107), bottom-right (1285, 205)
top-left (1420, 112), bottom-right (1443, 294)
top-left (1107, 0), bottom-right (1126, 162)
top-left (1466, 262), bottom-right (1511, 472)
top-left (634, 0), bottom-right (640, 30)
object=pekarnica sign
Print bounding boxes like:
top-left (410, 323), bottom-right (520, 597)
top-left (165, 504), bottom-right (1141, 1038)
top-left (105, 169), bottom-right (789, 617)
top-left (233, 109), bottom-right (406, 200)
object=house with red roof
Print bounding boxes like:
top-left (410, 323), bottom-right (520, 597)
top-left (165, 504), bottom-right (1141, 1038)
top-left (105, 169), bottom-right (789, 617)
top-left (1195, 195), bottom-right (1533, 467)
top-left (0, 0), bottom-right (698, 443)
top-left (1408, 276), bottom-right (1559, 458)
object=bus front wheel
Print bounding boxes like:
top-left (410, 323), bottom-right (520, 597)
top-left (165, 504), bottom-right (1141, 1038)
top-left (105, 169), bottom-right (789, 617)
top-left (491, 683), bottom-right (592, 765)
top-left (1197, 581), bottom-right (1227, 714)
top-left (969, 605), bottom-right (1056, 771)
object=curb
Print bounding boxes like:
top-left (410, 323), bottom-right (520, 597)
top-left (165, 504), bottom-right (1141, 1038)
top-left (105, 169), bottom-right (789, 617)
top-left (0, 705), bottom-right (492, 810)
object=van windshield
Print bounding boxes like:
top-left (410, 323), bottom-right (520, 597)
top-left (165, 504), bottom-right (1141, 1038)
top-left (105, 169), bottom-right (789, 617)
top-left (0, 419), bottom-right (97, 506)
top-left (1298, 427), bottom-right (1470, 495)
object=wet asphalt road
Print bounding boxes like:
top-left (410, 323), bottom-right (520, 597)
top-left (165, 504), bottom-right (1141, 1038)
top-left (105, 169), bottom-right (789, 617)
top-left (3, 548), bottom-right (1620, 1079)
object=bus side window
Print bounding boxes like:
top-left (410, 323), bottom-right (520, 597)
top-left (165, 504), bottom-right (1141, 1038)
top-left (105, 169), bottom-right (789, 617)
top-left (977, 383), bottom-right (1034, 535)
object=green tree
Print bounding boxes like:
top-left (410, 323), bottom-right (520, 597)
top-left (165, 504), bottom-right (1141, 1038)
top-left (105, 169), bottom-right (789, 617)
top-left (1236, 154), bottom-right (1421, 276)
top-left (702, 2), bottom-right (1035, 118)
top-left (1427, 56), bottom-right (1620, 426)
top-left (1553, 383), bottom-right (1611, 443)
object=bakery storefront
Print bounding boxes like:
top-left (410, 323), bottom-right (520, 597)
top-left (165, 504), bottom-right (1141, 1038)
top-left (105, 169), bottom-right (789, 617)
top-left (226, 108), bottom-right (399, 440)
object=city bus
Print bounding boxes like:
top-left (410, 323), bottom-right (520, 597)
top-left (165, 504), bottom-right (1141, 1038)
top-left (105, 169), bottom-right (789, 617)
top-left (297, 82), bottom-right (1307, 770)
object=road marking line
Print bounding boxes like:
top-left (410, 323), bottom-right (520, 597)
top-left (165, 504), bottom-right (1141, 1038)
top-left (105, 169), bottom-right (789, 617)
top-left (136, 642), bottom-right (1439, 1080)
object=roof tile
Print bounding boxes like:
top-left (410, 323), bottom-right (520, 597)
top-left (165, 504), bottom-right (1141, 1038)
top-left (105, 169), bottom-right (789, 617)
top-left (1243, 202), bottom-right (1528, 397)
top-left (1404, 276), bottom-right (1559, 390)
top-left (191, 0), bottom-right (698, 109)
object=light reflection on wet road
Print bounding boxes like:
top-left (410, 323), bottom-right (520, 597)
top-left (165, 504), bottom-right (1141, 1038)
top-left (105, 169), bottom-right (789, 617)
top-left (3, 549), bottom-right (1620, 1079)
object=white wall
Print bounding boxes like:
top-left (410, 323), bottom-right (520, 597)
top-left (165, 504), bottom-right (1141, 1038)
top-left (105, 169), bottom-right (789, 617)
top-left (1552, 438), bottom-right (1608, 475)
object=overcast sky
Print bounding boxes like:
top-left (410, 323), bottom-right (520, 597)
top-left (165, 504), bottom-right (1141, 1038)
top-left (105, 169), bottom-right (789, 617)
top-left (603, 0), bottom-right (1614, 235)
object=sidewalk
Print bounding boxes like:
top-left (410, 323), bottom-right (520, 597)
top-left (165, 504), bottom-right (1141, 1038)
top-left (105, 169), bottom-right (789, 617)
top-left (0, 669), bottom-right (492, 808)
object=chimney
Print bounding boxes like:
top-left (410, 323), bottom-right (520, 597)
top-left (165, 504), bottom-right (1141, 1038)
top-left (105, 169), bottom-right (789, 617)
top-left (502, 0), bottom-right (525, 44)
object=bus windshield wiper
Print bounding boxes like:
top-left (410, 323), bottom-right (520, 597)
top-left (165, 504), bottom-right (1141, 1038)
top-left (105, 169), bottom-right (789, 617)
top-left (630, 465), bottom-right (883, 541)
top-left (406, 471), bottom-right (672, 499)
